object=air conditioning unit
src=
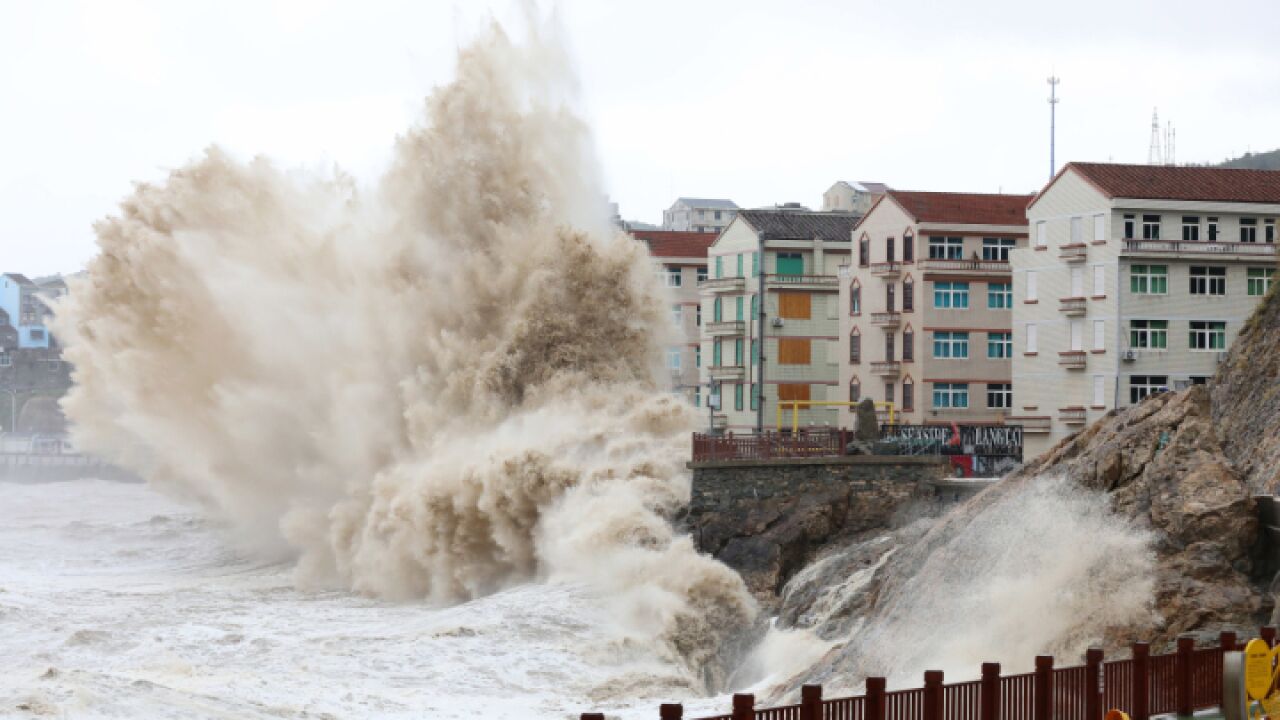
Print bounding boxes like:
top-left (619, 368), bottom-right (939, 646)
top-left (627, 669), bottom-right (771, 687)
top-left (1216, 351), bottom-right (1229, 363)
top-left (1121, 349), bottom-right (1137, 362)
top-left (771, 317), bottom-right (785, 328)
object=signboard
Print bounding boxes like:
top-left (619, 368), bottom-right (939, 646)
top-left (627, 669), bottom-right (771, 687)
top-left (880, 424), bottom-right (1023, 456)
top-left (1243, 638), bottom-right (1280, 719)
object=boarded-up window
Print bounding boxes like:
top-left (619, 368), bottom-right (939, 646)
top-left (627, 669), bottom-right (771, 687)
top-left (778, 338), bottom-right (811, 365)
top-left (778, 293), bottom-right (812, 319)
top-left (777, 384), bottom-right (811, 402)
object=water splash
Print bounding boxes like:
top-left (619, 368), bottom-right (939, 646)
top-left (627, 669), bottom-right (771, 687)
top-left (52, 18), bottom-right (756, 690)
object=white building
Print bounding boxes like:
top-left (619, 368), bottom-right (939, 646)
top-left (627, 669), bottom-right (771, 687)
top-left (663, 198), bottom-right (739, 234)
top-left (632, 230), bottom-right (717, 404)
top-left (1011, 162), bottom-right (1279, 457)
top-left (822, 181), bottom-right (890, 215)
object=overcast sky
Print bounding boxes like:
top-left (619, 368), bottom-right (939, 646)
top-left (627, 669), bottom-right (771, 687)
top-left (3, 0), bottom-right (1279, 276)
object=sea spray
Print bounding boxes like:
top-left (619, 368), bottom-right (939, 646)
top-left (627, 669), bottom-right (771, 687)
top-left (52, 19), bottom-right (757, 691)
top-left (780, 476), bottom-right (1157, 693)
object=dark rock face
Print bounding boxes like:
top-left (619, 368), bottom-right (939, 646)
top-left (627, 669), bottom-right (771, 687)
top-left (1211, 282), bottom-right (1280, 494)
top-left (686, 458), bottom-right (947, 610)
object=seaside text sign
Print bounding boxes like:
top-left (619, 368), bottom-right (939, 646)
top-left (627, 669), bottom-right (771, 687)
top-left (1243, 637), bottom-right (1280, 718)
top-left (881, 424), bottom-right (1023, 454)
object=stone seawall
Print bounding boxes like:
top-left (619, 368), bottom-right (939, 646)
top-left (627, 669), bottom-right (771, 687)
top-left (685, 456), bottom-right (949, 606)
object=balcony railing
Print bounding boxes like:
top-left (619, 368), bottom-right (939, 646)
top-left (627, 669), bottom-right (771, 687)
top-left (1059, 243), bottom-right (1088, 262)
top-left (1059, 297), bottom-right (1087, 315)
top-left (870, 261), bottom-right (901, 277)
top-left (698, 276), bottom-right (746, 291)
top-left (1059, 407), bottom-right (1087, 424)
top-left (764, 273), bottom-right (839, 288)
top-left (1122, 239), bottom-right (1277, 256)
top-left (870, 311), bottom-right (901, 327)
top-left (705, 320), bottom-right (745, 336)
top-left (708, 364), bottom-right (746, 380)
top-left (870, 360), bottom-right (901, 376)
top-left (1058, 351), bottom-right (1087, 369)
top-left (1008, 416), bottom-right (1051, 433)
top-left (918, 258), bottom-right (1011, 273)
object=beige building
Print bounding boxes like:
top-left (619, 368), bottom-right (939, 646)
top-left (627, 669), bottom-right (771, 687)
top-left (822, 181), bottom-right (890, 215)
top-left (633, 230), bottom-right (717, 404)
top-left (1012, 163), bottom-right (1280, 457)
top-left (663, 198), bottom-right (739, 234)
top-left (698, 207), bottom-right (861, 431)
top-left (839, 191), bottom-right (1034, 429)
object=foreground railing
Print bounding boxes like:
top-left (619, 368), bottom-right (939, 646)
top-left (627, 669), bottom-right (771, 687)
top-left (692, 429), bottom-right (848, 462)
top-left (581, 630), bottom-right (1260, 720)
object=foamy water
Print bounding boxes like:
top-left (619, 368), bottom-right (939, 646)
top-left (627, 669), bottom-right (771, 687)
top-left (0, 479), bottom-right (755, 719)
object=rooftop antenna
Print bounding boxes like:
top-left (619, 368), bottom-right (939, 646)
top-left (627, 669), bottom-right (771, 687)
top-left (1047, 75), bottom-right (1060, 179)
top-left (1148, 108), bottom-right (1163, 165)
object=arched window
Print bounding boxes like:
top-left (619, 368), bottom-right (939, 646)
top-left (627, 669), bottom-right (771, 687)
top-left (903, 230), bottom-right (915, 263)
top-left (850, 280), bottom-right (862, 315)
top-left (849, 376), bottom-right (861, 402)
top-left (849, 327), bottom-right (861, 364)
top-left (902, 273), bottom-right (915, 313)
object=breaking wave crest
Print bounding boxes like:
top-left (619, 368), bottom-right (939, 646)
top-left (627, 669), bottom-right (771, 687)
top-left (52, 19), bottom-right (756, 690)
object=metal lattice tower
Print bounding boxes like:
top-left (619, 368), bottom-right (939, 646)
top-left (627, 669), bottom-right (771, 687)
top-left (1149, 108), bottom-right (1163, 165)
top-left (1047, 76), bottom-right (1060, 179)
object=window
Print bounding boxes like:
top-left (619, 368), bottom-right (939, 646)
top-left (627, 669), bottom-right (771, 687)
top-left (982, 237), bottom-right (1016, 261)
top-left (777, 252), bottom-right (804, 276)
top-left (1093, 214), bottom-right (1106, 242)
top-left (667, 348), bottom-right (682, 370)
top-left (1130, 265), bottom-right (1168, 294)
top-left (751, 340), bottom-right (758, 366)
top-left (933, 331), bottom-right (970, 359)
top-left (0, 353), bottom-right (9, 368)
top-left (714, 210), bottom-right (722, 220)
top-left (1092, 265), bottom-right (1105, 296)
top-left (849, 331), bottom-right (861, 363)
top-left (778, 293), bottom-right (811, 319)
top-left (886, 283), bottom-right (895, 312)
top-left (1070, 217), bottom-right (1083, 244)
top-left (695, 346), bottom-right (701, 367)
top-left (903, 330), bottom-right (914, 361)
top-left (902, 381), bottom-right (914, 411)
top-left (697, 209), bottom-right (706, 219)
top-left (28, 329), bottom-right (44, 341)
top-left (933, 383), bottom-right (970, 409)
top-left (1070, 319), bottom-right (1084, 351)
top-left (1267, 220), bottom-right (1276, 244)
top-left (884, 332), bottom-right (895, 361)
top-left (928, 236), bottom-right (963, 260)
top-left (735, 296), bottom-right (744, 321)
top-left (934, 281), bottom-right (970, 309)
top-left (1123, 214), bottom-right (1135, 239)
top-left (714, 256), bottom-right (723, 278)
top-left (1142, 215), bottom-right (1161, 239)
top-left (1241, 218), bottom-right (1258, 243)
top-left (850, 283), bottom-right (861, 314)
top-left (736, 254), bottom-right (745, 277)
top-left (751, 252), bottom-right (759, 277)
top-left (1026, 271), bottom-right (1038, 301)
top-left (1093, 376), bottom-right (1105, 407)
top-left (987, 332), bottom-right (1012, 359)
top-left (849, 378), bottom-right (861, 402)
top-left (1093, 320), bottom-right (1105, 351)
top-left (671, 305), bottom-right (682, 325)
top-left (1189, 266), bottom-right (1226, 296)
top-left (903, 280), bottom-right (914, 311)
top-left (1189, 321), bottom-right (1226, 351)
top-left (1129, 320), bottom-right (1168, 349)
top-left (1129, 375), bottom-right (1168, 404)
top-left (904, 234), bottom-right (915, 262)
top-left (884, 382), bottom-right (895, 406)
top-left (886, 237), bottom-right (896, 263)
top-left (1070, 266), bottom-right (1084, 297)
top-left (778, 338), bottom-right (811, 365)
top-left (751, 295), bottom-right (758, 320)
top-left (1025, 323), bottom-right (1038, 353)
top-left (1208, 217), bottom-right (1219, 241)
top-left (1036, 222), bottom-right (1048, 247)
top-left (694, 387), bottom-right (701, 407)
top-left (751, 383), bottom-right (759, 411)
top-left (734, 383), bottom-right (744, 411)
top-left (712, 340), bottom-right (722, 366)
top-left (1248, 267), bottom-right (1275, 296)
top-left (713, 297), bottom-right (722, 322)
top-left (695, 304), bottom-right (702, 327)
top-left (665, 267), bottom-right (682, 287)
top-left (697, 266), bottom-right (708, 283)
top-left (988, 282), bottom-right (1012, 309)
top-left (987, 383), bottom-right (1012, 409)
top-left (859, 237), bottom-right (870, 267)
top-left (1182, 217), bottom-right (1200, 242)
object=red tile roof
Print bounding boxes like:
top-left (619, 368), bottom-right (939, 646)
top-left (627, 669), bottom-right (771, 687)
top-left (1062, 162), bottom-right (1280, 204)
top-left (631, 230), bottom-right (716, 259)
top-left (880, 190), bottom-right (1035, 227)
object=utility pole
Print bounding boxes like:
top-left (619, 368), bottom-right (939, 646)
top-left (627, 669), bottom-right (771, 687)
top-left (756, 230), bottom-right (767, 434)
top-left (1047, 75), bottom-right (1060, 180)
top-left (1148, 108), bottom-right (1162, 165)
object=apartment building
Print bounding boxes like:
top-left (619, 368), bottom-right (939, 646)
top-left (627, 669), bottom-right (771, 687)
top-left (839, 191), bottom-right (1034, 429)
top-left (698, 207), bottom-right (861, 431)
top-left (663, 198), bottom-right (739, 234)
top-left (1011, 163), bottom-right (1280, 457)
top-left (822, 181), bottom-right (890, 215)
top-left (632, 230), bottom-right (717, 404)
top-left (0, 274), bottom-right (51, 350)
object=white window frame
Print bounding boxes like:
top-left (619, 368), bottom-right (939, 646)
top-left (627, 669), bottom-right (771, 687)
top-left (1093, 214), bottom-right (1106, 242)
top-left (665, 267), bottom-right (682, 287)
top-left (1248, 267), bottom-right (1275, 296)
top-left (671, 305), bottom-right (682, 325)
top-left (986, 383), bottom-right (1012, 409)
top-left (1092, 265), bottom-right (1105, 296)
top-left (1092, 320), bottom-right (1106, 351)
top-left (1026, 271), bottom-right (1038, 301)
top-left (987, 332), bottom-right (1012, 359)
top-left (1026, 323), bottom-right (1038, 353)
top-left (1070, 216), bottom-right (1083, 244)
top-left (1188, 321), bottom-right (1226, 351)
top-left (1035, 221), bottom-right (1047, 248)
top-left (1129, 375), bottom-right (1169, 404)
top-left (933, 331), bottom-right (970, 359)
top-left (981, 237), bottom-right (1016, 262)
top-left (1130, 265), bottom-right (1168, 295)
top-left (933, 282), bottom-right (970, 309)
top-left (1093, 376), bottom-right (1106, 407)
top-left (1129, 319), bottom-right (1168, 350)
top-left (928, 236), bottom-right (964, 260)
top-left (987, 282), bottom-right (1012, 309)
top-left (666, 348), bottom-right (682, 371)
top-left (933, 382), bottom-right (970, 409)
top-left (1189, 266), bottom-right (1226, 296)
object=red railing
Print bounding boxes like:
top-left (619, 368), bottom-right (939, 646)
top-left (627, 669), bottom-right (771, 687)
top-left (692, 430), bottom-right (849, 462)
top-left (580, 629), bottom-right (1262, 720)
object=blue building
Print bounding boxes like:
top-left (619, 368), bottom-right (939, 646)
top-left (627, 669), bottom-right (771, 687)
top-left (0, 274), bottom-right (51, 349)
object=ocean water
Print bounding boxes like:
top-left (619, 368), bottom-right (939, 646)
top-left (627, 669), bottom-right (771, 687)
top-left (0, 479), bottom-right (742, 720)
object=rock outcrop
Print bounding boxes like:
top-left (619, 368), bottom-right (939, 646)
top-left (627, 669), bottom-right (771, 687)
top-left (1211, 282), bottom-right (1280, 494)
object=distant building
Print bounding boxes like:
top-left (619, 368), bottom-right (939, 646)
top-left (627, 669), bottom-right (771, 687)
top-left (663, 198), bottom-right (739, 234)
top-left (0, 274), bottom-right (51, 349)
top-left (632, 230), bottom-right (718, 404)
top-left (1013, 162), bottom-right (1280, 457)
top-left (840, 190), bottom-right (1034, 429)
top-left (823, 181), bottom-right (891, 215)
top-left (698, 206), bottom-right (862, 431)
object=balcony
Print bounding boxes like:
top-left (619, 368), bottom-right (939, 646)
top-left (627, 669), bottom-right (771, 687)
top-left (870, 261), bottom-right (901, 278)
top-left (699, 276), bottom-right (746, 292)
top-left (705, 320), bottom-right (745, 337)
top-left (870, 360), bottom-right (901, 377)
top-left (870, 311), bottom-right (901, 328)
top-left (1058, 351), bottom-right (1087, 370)
top-left (1059, 297), bottom-right (1087, 316)
top-left (1121, 239), bottom-right (1277, 259)
top-left (708, 364), bottom-right (746, 381)
top-left (1059, 243), bottom-right (1088, 262)
top-left (918, 258), bottom-right (1011, 276)
top-left (1009, 416), bottom-right (1051, 434)
top-left (764, 273), bottom-right (839, 290)
top-left (1058, 407), bottom-right (1087, 425)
